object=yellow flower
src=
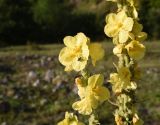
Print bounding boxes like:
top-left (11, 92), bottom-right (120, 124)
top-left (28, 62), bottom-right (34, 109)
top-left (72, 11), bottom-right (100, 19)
top-left (89, 43), bottom-right (105, 66)
top-left (125, 40), bottom-right (145, 61)
top-left (109, 67), bottom-right (131, 93)
top-left (72, 74), bottom-right (110, 115)
top-left (59, 32), bottom-right (90, 72)
top-left (104, 10), bottom-right (134, 43)
top-left (57, 112), bottom-right (84, 125)
top-left (129, 21), bottom-right (147, 42)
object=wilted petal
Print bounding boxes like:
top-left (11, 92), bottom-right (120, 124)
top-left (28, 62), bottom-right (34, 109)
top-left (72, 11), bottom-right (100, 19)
top-left (132, 21), bottom-right (143, 34)
top-left (72, 59), bottom-right (87, 72)
top-left (137, 32), bottom-right (147, 42)
top-left (89, 43), bottom-right (105, 66)
top-left (117, 10), bottom-right (127, 22)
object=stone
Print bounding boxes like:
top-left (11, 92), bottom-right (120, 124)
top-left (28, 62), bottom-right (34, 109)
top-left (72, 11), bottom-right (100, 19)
top-left (44, 69), bottom-right (53, 82)
top-left (27, 71), bottom-right (37, 83)
top-left (33, 79), bottom-right (40, 87)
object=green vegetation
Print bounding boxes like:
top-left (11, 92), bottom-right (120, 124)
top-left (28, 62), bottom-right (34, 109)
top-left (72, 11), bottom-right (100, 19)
top-left (0, 42), bottom-right (159, 125)
top-left (0, 0), bottom-right (160, 45)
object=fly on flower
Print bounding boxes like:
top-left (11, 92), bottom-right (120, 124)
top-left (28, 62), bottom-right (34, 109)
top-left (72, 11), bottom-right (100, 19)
top-left (59, 32), bottom-right (90, 72)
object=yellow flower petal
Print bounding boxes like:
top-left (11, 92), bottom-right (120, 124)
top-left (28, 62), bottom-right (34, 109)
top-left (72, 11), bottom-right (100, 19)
top-left (64, 65), bottom-right (73, 72)
top-left (59, 47), bottom-right (75, 66)
top-left (63, 36), bottom-right (77, 48)
top-left (72, 98), bottom-right (92, 115)
top-left (76, 32), bottom-right (88, 46)
top-left (117, 10), bottom-right (127, 22)
top-left (76, 78), bottom-right (86, 99)
top-left (125, 40), bottom-right (145, 60)
top-left (89, 43), bottom-right (105, 66)
top-left (113, 36), bottom-right (119, 45)
top-left (104, 24), bottom-right (119, 37)
top-left (119, 30), bottom-right (129, 43)
top-left (93, 86), bottom-right (110, 102)
top-left (82, 45), bottom-right (90, 59)
top-left (88, 74), bottom-right (104, 88)
top-left (123, 17), bottom-right (134, 31)
top-left (106, 13), bottom-right (117, 23)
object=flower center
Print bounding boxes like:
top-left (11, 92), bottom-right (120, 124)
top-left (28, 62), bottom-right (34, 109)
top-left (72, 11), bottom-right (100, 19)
top-left (73, 46), bottom-right (81, 53)
top-left (69, 46), bottom-right (81, 58)
top-left (117, 23), bottom-right (123, 29)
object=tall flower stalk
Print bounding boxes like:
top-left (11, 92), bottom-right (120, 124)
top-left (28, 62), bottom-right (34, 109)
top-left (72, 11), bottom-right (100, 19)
top-left (105, 0), bottom-right (147, 125)
top-left (57, 0), bottom-right (147, 124)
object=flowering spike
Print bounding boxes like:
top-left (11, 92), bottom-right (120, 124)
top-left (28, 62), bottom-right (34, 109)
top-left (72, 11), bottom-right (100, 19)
top-left (105, 0), bottom-right (147, 124)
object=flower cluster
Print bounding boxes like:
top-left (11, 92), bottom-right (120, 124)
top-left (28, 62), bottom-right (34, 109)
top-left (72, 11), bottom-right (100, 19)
top-left (58, 32), bottom-right (109, 124)
top-left (105, 0), bottom-right (147, 124)
top-left (57, 0), bottom-right (147, 124)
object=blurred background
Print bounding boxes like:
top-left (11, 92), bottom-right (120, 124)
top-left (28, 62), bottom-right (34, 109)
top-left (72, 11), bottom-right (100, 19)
top-left (0, 0), bottom-right (160, 125)
top-left (0, 0), bottom-right (160, 45)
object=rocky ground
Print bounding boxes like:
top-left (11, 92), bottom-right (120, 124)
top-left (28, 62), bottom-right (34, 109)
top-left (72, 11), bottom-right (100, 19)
top-left (0, 42), bottom-right (160, 125)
